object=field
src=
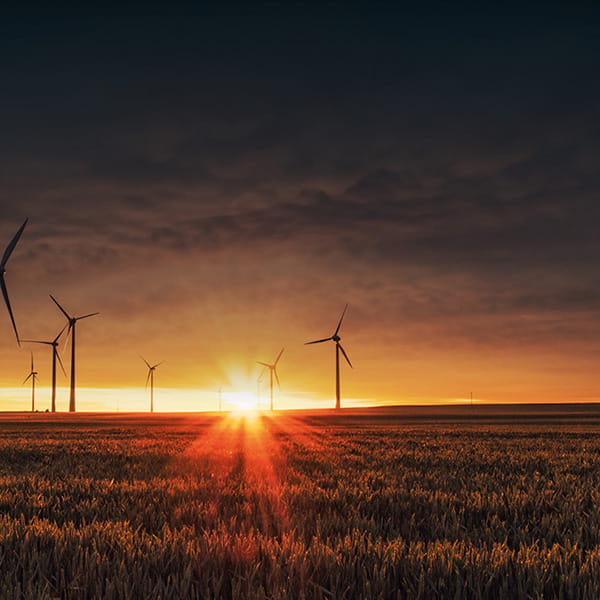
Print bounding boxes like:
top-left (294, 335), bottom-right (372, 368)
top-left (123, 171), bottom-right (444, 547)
top-left (2, 405), bottom-right (600, 599)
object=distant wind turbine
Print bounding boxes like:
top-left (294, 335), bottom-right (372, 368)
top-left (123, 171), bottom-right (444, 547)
top-left (305, 304), bottom-right (352, 410)
top-left (141, 357), bottom-right (162, 413)
top-left (257, 348), bottom-right (284, 411)
top-left (50, 295), bottom-right (99, 412)
top-left (23, 352), bottom-right (38, 412)
top-left (1, 218), bottom-right (28, 344)
top-left (21, 325), bottom-right (67, 413)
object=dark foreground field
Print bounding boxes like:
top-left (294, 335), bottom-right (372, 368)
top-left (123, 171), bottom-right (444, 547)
top-left (2, 404), bottom-right (600, 599)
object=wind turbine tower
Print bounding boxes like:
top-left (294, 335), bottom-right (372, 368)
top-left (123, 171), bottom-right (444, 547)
top-left (22, 326), bottom-right (67, 413)
top-left (257, 348), bottom-right (284, 411)
top-left (305, 304), bottom-right (352, 410)
top-left (142, 358), bottom-right (162, 413)
top-left (23, 352), bottom-right (38, 412)
top-left (50, 295), bottom-right (99, 412)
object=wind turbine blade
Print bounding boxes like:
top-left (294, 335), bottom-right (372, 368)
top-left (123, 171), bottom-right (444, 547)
top-left (259, 366), bottom-right (267, 379)
top-left (76, 312), bottom-right (99, 320)
top-left (140, 356), bottom-right (151, 369)
top-left (274, 368), bottom-right (280, 387)
top-left (152, 361), bottom-right (164, 369)
top-left (55, 348), bottom-right (67, 377)
top-left (0, 274), bottom-right (20, 344)
top-left (64, 323), bottom-right (73, 346)
top-left (304, 337), bottom-right (333, 345)
top-left (145, 369), bottom-right (152, 388)
top-left (338, 343), bottom-right (353, 368)
top-left (23, 373), bottom-right (32, 385)
top-left (30, 352), bottom-right (33, 371)
top-left (274, 347), bottom-right (284, 365)
top-left (53, 323), bottom-right (68, 344)
top-left (49, 295), bottom-right (71, 320)
top-left (1, 218), bottom-right (28, 268)
top-left (257, 361), bottom-right (271, 368)
top-left (20, 340), bottom-right (52, 345)
top-left (334, 304), bottom-right (349, 336)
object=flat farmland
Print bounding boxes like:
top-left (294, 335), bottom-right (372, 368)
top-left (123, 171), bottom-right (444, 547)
top-left (2, 405), bottom-right (600, 599)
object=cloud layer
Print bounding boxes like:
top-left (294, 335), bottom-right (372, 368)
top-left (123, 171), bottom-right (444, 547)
top-left (0, 6), bottom-right (599, 406)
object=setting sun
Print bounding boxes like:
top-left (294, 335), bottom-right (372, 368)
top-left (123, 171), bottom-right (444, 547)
top-left (226, 391), bottom-right (258, 412)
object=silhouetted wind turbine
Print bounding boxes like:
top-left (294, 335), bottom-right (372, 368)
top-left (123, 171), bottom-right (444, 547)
top-left (142, 357), bottom-right (162, 413)
top-left (23, 352), bottom-right (38, 412)
top-left (305, 304), bottom-right (352, 410)
top-left (50, 295), bottom-right (99, 412)
top-left (21, 325), bottom-right (67, 413)
top-left (1, 218), bottom-right (28, 344)
top-left (257, 348), bottom-right (284, 411)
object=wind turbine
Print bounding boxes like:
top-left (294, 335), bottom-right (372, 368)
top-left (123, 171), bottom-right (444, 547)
top-left (305, 304), bottom-right (352, 410)
top-left (257, 348), bottom-right (284, 411)
top-left (1, 218), bottom-right (28, 344)
top-left (50, 295), bottom-right (99, 412)
top-left (23, 352), bottom-right (38, 412)
top-left (21, 326), bottom-right (67, 413)
top-left (141, 357), bottom-right (162, 413)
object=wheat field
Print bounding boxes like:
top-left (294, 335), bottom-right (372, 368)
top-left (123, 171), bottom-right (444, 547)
top-left (1, 407), bottom-right (600, 599)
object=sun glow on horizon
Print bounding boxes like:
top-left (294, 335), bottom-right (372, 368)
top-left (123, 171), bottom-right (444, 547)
top-left (225, 390), bottom-right (258, 412)
top-left (0, 385), bottom-right (466, 412)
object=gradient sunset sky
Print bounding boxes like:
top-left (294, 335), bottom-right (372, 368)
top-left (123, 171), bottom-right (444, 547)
top-left (1, 4), bottom-right (599, 410)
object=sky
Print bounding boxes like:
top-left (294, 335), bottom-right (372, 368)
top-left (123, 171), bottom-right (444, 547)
top-left (0, 4), bottom-right (599, 411)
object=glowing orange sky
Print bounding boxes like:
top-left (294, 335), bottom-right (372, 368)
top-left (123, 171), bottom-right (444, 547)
top-left (1, 257), bottom-right (599, 413)
top-left (2, 9), bottom-right (600, 410)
